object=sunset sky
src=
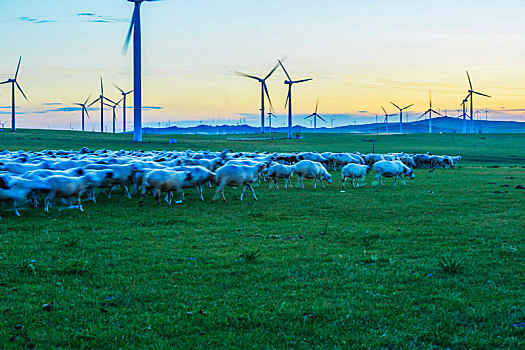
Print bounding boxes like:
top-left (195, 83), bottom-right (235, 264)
top-left (1, 0), bottom-right (525, 131)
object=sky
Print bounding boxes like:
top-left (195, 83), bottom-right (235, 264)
top-left (1, 0), bottom-right (525, 131)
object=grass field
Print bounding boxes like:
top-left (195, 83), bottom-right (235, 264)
top-left (0, 130), bottom-right (524, 348)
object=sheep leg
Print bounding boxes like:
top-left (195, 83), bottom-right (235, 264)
top-left (154, 190), bottom-right (162, 206)
top-left (139, 187), bottom-right (147, 207)
top-left (298, 176), bottom-right (304, 189)
top-left (13, 201), bottom-right (20, 216)
top-left (78, 196), bottom-right (84, 212)
top-left (123, 185), bottom-right (132, 199)
top-left (248, 184), bottom-right (257, 200)
top-left (394, 175), bottom-right (398, 187)
top-left (313, 177), bottom-right (318, 189)
top-left (197, 185), bottom-right (204, 201)
top-left (284, 178), bottom-right (289, 189)
top-left (319, 178), bottom-right (325, 188)
top-left (274, 178), bottom-right (279, 189)
top-left (240, 185), bottom-right (246, 201)
top-left (401, 175), bottom-right (407, 185)
top-left (220, 186), bottom-right (226, 202)
top-left (375, 175), bottom-right (384, 186)
top-left (107, 185), bottom-right (115, 199)
top-left (342, 176), bottom-right (346, 189)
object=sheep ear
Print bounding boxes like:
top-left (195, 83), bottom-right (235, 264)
top-left (0, 177), bottom-right (8, 189)
top-left (186, 172), bottom-right (192, 181)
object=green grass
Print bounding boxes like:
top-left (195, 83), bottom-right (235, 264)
top-left (0, 130), bottom-right (524, 348)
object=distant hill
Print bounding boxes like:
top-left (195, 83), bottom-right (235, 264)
top-left (141, 117), bottom-right (525, 135)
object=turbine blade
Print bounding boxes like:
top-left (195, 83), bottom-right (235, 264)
top-left (14, 57), bottom-right (22, 80)
top-left (263, 82), bottom-right (273, 112)
top-left (417, 111), bottom-right (429, 120)
top-left (122, 8), bottom-right (136, 55)
top-left (104, 96), bottom-right (117, 104)
top-left (315, 99), bottom-right (319, 114)
top-left (318, 115), bottom-right (327, 123)
top-left (233, 71), bottom-right (261, 81)
top-left (87, 97), bottom-right (101, 107)
top-left (404, 104), bottom-right (414, 110)
top-left (304, 114), bottom-right (313, 119)
top-left (117, 97), bottom-right (124, 105)
top-left (472, 91), bottom-right (491, 98)
top-left (85, 107), bottom-right (90, 119)
top-left (0, 80), bottom-right (10, 85)
top-left (284, 87), bottom-right (291, 108)
top-left (466, 70), bottom-right (473, 90)
top-left (293, 78), bottom-right (312, 84)
top-left (390, 102), bottom-right (401, 110)
top-left (126, 90), bottom-right (133, 94)
top-left (279, 60), bottom-right (291, 81)
top-left (113, 84), bottom-right (124, 94)
top-left (16, 82), bottom-right (28, 101)
top-left (429, 91), bottom-right (432, 108)
top-left (381, 106), bottom-right (387, 115)
top-left (264, 60), bottom-right (281, 80)
top-left (100, 77), bottom-right (104, 95)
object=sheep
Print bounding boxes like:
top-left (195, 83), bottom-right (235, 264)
top-left (170, 166), bottom-right (216, 201)
top-left (42, 173), bottom-right (104, 212)
top-left (0, 176), bottom-right (52, 217)
top-left (372, 160), bottom-right (414, 186)
top-left (212, 163), bottom-right (267, 202)
top-left (341, 164), bottom-right (370, 188)
top-left (84, 163), bottom-right (140, 198)
top-left (293, 160), bottom-right (332, 189)
top-left (267, 164), bottom-right (295, 189)
top-left (139, 169), bottom-right (191, 207)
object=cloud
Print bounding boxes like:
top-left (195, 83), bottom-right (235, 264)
top-left (19, 17), bottom-right (56, 24)
top-left (42, 102), bottom-right (62, 106)
top-left (143, 106), bottom-right (163, 110)
top-left (77, 13), bottom-right (128, 23)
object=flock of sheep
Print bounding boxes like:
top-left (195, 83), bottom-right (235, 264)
top-left (0, 148), bottom-right (461, 218)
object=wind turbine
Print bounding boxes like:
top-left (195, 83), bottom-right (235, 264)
top-left (466, 71), bottom-right (491, 133)
top-left (459, 97), bottom-right (469, 133)
top-left (304, 100), bottom-right (326, 131)
top-left (381, 106), bottom-right (396, 134)
top-left (114, 84), bottom-right (133, 133)
top-left (234, 58), bottom-right (283, 133)
top-left (417, 92), bottom-right (442, 133)
top-left (73, 95), bottom-right (91, 132)
top-left (279, 60), bottom-right (313, 139)
top-left (330, 116), bottom-right (336, 128)
top-left (0, 57), bottom-right (28, 131)
top-left (390, 102), bottom-right (413, 133)
top-left (87, 78), bottom-right (116, 132)
top-left (267, 108), bottom-right (277, 133)
top-left (103, 98), bottom-right (123, 133)
top-left (123, 0), bottom-right (159, 142)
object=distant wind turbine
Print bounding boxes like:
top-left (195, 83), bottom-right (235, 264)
top-left (267, 108), bottom-right (277, 133)
top-left (304, 100), bottom-right (326, 131)
top-left (88, 77), bottom-right (117, 132)
top-left (103, 98), bottom-right (123, 133)
top-left (381, 106), bottom-right (396, 134)
top-left (279, 60), bottom-right (313, 138)
top-left (390, 102), bottom-right (413, 133)
top-left (330, 116), bottom-right (336, 128)
top-left (0, 57), bottom-right (28, 131)
top-left (417, 92), bottom-right (442, 133)
top-left (234, 57), bottom-right (284, 133)
top-left (122, 0), bottom-right (159, 142)
top-left (114, 84), bottom-right (133, 133)
top-left (459, 97), bottom-right (469, 133)
top-left (465, 71), bottom-right (491, 133)
top-left (73, 95), bottom-right (91, 132)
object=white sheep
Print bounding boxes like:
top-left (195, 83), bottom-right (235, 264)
top-left (293, 160), bottom-right (332, 189)
top-left (372, 160), bottom-right (414, 186)
top-left (267, 164), bottom-right (295, 189)
top-left (212, 163), bottom-right (267, 202)
top-left (341, 164), bottom-right (370, 188)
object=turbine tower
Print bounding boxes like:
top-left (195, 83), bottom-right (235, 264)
top-left (114, 84), bottom-right (133, 133)
top-left (278, 60), bottom-right (313, 139)
top-left (104, 98), bottom-right (123, 133)
top-left (234, 58), bottom-right (283, 133)
top-left (0, 57), bottom-right (28, 131)
top-left (466, 71), bottom-right (491, 133)
top-left (417, 92), bottom-right (442, 133)
top-left (381, 106), bottom-right (396, 134)
top-left (304, 100), bottom-right (326, 131)
top-left (390, 102), bottom-right (413, 133)
top-left (73, 95), bottom-right (91, 132)
top-left (123, 0), bottom-right (158, 142)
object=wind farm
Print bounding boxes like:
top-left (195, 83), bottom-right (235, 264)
top-left (1, 2), bottom-right (525, 347)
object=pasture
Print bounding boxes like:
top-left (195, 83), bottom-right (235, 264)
top-left (0, 130), bottom-right (524, 348)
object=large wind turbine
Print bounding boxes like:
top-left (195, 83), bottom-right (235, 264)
top-left (73, 95), bottom-right (91, 132)
top-left (88, 78), bottom-right (116, 132)
top-left (466, 71), bottom-right (491, 133)
top-left (123, 0), bottom-right (159, 142)
top-left (304, 100), bottom-right (326, 131)
top-left (234, 59), bottom-right (283, 133)
top-left (279, 60), bottom-right (312, 139)
top-left (114, 84), bottom-right (133, 133)
top-left (390, 102), bottom-right (413, 133)
top-left (417, 92), bottom-right (442, 133)
top-left (0, 57), bottom-right (28, 131)
top-left (381, 106), bottom-right (396, 134)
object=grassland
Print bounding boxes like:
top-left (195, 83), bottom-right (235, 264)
top-left (0, 130), bottom-right (524, 349)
